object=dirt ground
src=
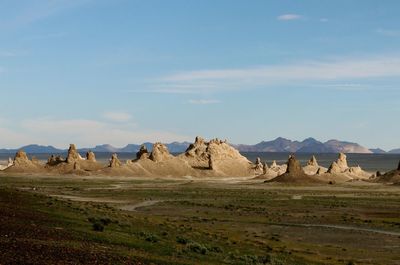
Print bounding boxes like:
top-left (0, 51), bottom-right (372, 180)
top-left (0, 174), bottom-right (399, 264)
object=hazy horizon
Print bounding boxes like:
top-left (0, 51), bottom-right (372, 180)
top-left (0, 136), bottom-right (396, 152)
top-left (1, 1), bottom-right (399, 149)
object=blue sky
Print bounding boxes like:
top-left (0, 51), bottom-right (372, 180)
top-left (1, 0), bottom-right (400, 150)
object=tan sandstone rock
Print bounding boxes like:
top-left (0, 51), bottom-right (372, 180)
top-left (303, 155), bottom-right (327, 175)
top-left (254, 157), bottom-right (264, 174)
top-left (47, 155), bottom-right (64, 166)
top-left (66, 144), bottom-right (83, 164)
top-left (86, 151), bottom-right (96, 162)
top-left (136, 145), bottom-right (149, 160)
top-left (180, 136), bottom-right (252, 176)
top-left (109, 153), bottom-right (122, 168)
top-left (5, 150), bottom-right (44, 172)
top-left (328, 153), bottom-right (349, 173)
top-left (376, 160), bottom-right (400, 183)
top-left (14, 150), bottom-right (30, 167)
top-left (307, 155), bottom-right (318, 167)
top-left (149, 143), bottom-right (173, 162)
top-left (266, 155), bottom-right (321, 183)
top-left (286, 155), bottom-right (304, 175)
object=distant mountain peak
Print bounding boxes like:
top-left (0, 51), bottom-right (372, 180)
top-left (236, 137), bottom-right (373, 154)
top-left (0, 138), bottom-right (394, 154)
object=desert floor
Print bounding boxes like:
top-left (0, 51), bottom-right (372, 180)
top-left (0, 174), bottom-right (399, 264)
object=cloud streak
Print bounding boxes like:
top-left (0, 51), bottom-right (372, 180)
top-left (0, 114), bottom-right (192, 148)
top-left (0, 0), bottom-right (92, 30)
top-left (277, 14), bottom-right (302, 21)
top-left (157, 55), bottom-right (400, 93)
top-left (188, 99), bottom-right (221, 105)
top-left (0, 117), bottom-right (190, 149)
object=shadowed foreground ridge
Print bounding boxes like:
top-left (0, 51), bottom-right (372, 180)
top-left (0, 188), bottom-right (143, 264)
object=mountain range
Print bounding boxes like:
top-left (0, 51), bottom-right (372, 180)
top-left (0, 138), bottom-right (398, 154)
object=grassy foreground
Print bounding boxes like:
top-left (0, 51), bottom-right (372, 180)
top-left (0, 175), bottom-right (400, 264)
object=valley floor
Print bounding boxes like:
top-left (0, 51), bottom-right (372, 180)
top-left (0, 175), bottom-right (400, 264)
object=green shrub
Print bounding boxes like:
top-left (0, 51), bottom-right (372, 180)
top-left (145, 234), bottom-right (159, 243)
top-left (176, 236), bottom-right (189, 245)
top-left (138, 231), bottom-right (159, 243)
top-left (92, 222), bottom-right (104, 232)
top-left (187, 242), bottom-right (208, 255)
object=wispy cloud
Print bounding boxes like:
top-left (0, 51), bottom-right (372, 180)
top-left (0, 0), bottom-right (92, 30)
top-left (277, 14), bottom-right (303, 21)
top-left (0, 116), bottom-right (191, 148)
top-left (311, 83), bottom-right (367, 91)
top-left (157, 55), bottom-right (400, 93)
top-left (188, 99), bottom-right (221, 105)
top-left (376, 28), bottom-right (400, 37)
top-left (103, 111), bottom-right (132, 123)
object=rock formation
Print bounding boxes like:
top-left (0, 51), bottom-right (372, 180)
top-left (323, 153), bottom-right (371, 181)
top-left (307, 155), bottom-right (318, 167)
top-left (13, 150), bottom-right (31, 167)
top-left (136, 145), bottom-right (149, 160)
top-left (327, 153), bottom-right (349, 173)
top-left (262, 162), bottom-right (268, 174)
top-left (1, 158), bottom-right (14, 170)
top-left (1, 153), bottom-right (18, 170)
top-left (86, 151), bottom-right (96, 162)
top-left (180, 136), bottom-right (252, 176)
top-left (348, 165), bottom-right (363, 175)
top-left (47, 155), bottom-right (64, 166)
top-left (303, 155), bottom-right (326, 175)
top-left (375, 160), bottom-right (400, 183)
top-left (149, 143), bottom-right (173, 162)
top-left (266, 155), bottom-right (321, 183)
top-left (109, 153), bottom-right (122, 168)
top-left (337, 153), bottom-right (348, 168)
top-left (270, 160), bottom-right (277, 168)
top-left (327, 161), bottom-right (341, 174)
top-left (286, 155), bottom-right (304, 175)
top-left (66, 144), bottom-right (83, 164)
top-left (7, 157), bottom-right (13, 167)
top-left (185, 136), bottom-right (208, 163)
top-left (5, 150), bottom-right (43, 172)
top-left (208, 154), bottom-right (214, 170)
top-left (254, 157), bottom-right (264, 174)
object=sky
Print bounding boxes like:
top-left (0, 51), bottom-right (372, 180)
top-left (0, 0), bottom-right (400, 150)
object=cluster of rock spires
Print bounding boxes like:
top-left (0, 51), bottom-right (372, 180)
top-left (0, 137), bottom-right (251, 178)
top-left (255, 152), bottom-right (397, 184)
top-left (1, 137), bottom-right (399, 184)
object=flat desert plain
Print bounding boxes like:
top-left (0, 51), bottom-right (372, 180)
top-left (0, 174), bottom-right (399, 265)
